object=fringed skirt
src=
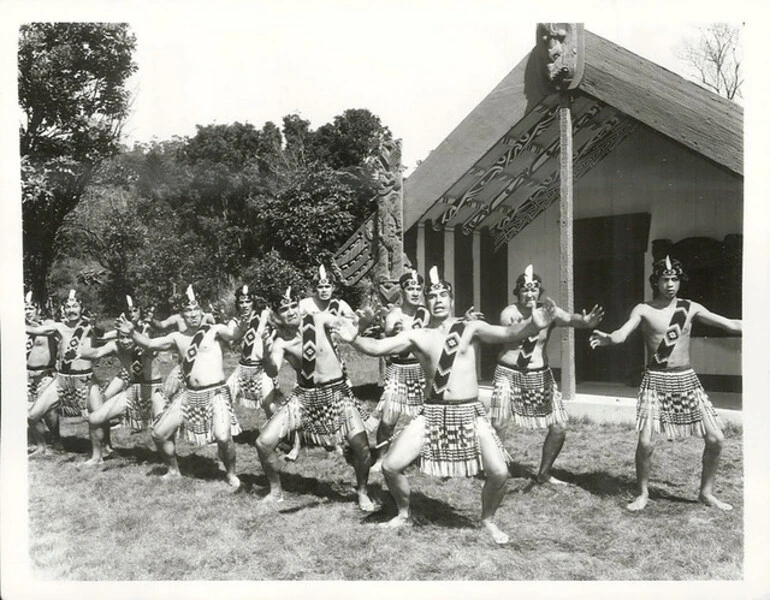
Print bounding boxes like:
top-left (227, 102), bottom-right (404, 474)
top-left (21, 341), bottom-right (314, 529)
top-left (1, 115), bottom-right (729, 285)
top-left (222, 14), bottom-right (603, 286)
top-left (490, 364), bottom-right (567, 429)
top-left (637, 367), bottom-right (721, 439)
top-left (121, 380), bottom-right (163, 432)
top-left (226, 361), bottom-right (280, 410)
top-left (178, 383), bottom-right (242, 446)
top-left (162, 364), bottom-right (184, 401)
top-left (27, 366), bottom-right (55, 407)
top-left (420, 398), bottom-right (510, 478)
top-left (366, 360), bottom-right (425, 430)
top-left (280, 377), bottom-right (367, 447)
top-left (56, 371), bottom-right (93, 418)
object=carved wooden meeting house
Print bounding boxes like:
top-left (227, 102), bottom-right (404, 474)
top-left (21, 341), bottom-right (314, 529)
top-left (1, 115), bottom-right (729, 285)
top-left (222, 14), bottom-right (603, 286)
top-left (334, 24), bottom-right (742, 402)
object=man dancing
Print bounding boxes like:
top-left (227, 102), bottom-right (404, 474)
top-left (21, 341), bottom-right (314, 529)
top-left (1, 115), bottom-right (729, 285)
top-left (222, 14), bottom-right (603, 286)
top-left (367, 269), bottom-right (429, 471)
top-left (120, 286), bottom-right (245, 487)
top-left (25, 291), bottom-right (61, 452)
top-left (226, 284), bottom-right (283, 415)
top-left (590, 256), bottom-right (741, 511)
top-left (334, 267), bottom-right (555, 544)
top-left (78, 299), bottom-right (167, 466)
top-left (299, 264), bottom-right (355, 317)
top-left (255, 286), bottom-right (377, 511)
top-left (26, 290), bottom-right (97, 456)
top-left (490, 265), bottom-right (604, 484)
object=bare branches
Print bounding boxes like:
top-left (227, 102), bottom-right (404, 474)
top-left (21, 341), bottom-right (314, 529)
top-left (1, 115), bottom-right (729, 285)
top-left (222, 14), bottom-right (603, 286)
top-left (678, 23), bottom-right (743, 102)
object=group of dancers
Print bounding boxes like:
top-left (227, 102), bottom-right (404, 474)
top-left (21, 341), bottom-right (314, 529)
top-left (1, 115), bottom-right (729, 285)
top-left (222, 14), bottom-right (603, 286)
top-left (25, 257), bottom-right (741, 544)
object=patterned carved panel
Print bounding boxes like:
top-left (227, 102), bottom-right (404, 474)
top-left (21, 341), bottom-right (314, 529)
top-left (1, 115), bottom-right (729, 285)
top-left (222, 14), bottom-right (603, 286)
top-left (333, 213), bottom-right (376, 285)
top-left (492, 116), bottom-right (638, 248)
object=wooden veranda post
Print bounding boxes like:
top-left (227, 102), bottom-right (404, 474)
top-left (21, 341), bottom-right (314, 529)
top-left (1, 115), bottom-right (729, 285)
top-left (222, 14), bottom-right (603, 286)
top-left (536, 23), bottom-right (584, 401)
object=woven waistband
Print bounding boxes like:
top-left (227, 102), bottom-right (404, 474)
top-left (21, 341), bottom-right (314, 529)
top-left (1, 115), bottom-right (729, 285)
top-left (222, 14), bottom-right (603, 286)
top-left (58, 369), bottom-right (93, 377)
top-left (297, 375), bottom-right (346, 390)
top-left (424, 397), bottom-right (479, 406)
top-left (239, 360), bottom-right (263, 368)
top-left (645, 365), bottom-right (693, 373)
top-left (390, 357), bottom-right (420, 366)
top-left (132, 378), bottom-right (163, 385)
top-left (28, 364), bottom-right (55, 372)
top-left (186, 380), bottom-right (226, 392)
top-left (496, 362), bottom-right (549, 373)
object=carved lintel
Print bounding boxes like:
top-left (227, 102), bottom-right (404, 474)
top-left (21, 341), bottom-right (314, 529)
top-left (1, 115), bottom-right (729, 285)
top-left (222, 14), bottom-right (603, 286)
top-left (535, 23), bottom-right (585, 91)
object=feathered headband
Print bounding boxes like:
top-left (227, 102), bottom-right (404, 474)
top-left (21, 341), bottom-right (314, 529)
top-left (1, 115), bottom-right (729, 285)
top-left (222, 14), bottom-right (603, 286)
top-left (235, 284), bottom-right (253, 301)
top-left (317, 264), bottom-right (331, 286)
top-left (63, 289), bottom-right (81, 306)
top-left (651, 255), bottom-right (687, 282)
top-left (179, 285), bottom-right (200, 309)
top-left (514, 265), bottom-right (543, 295)
top-left (399, 269), bottom-right (424, 289)
top-left (24, 290), bottom-right (35, 308)
top-left (426, 266), bottom-right (452, 294)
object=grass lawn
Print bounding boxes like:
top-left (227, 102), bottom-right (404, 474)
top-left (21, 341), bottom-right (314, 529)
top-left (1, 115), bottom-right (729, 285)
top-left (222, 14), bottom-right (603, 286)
top-left (26, 348), bottom-right (743, 580)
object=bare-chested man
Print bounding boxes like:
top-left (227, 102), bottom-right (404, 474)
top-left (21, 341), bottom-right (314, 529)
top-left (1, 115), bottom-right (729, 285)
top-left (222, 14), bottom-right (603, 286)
top-left (25, 291), bottom-right (61, 452)
top-left (255, 286), bottom-right (377, 511)
top-left (490, 265), bottom-right (604, 484)
top-left (298, 264), bottom-right (355, 318)
top-left (78, 308), bottom-right (167, 466)
top-left (334, 267), bottom-right (555, 544)
top-left (150, 296), bottom-right (218, 404)
top-left (226, 284), bottom-right (283, 415)
top-left (27, 290), bottom-right (97, 456)
top-left (367, 269), bottom-right (429, 471)
top-left (120, 286), bottom-right (245, 487)
top-left (590, 256), bottom-right (741, 512)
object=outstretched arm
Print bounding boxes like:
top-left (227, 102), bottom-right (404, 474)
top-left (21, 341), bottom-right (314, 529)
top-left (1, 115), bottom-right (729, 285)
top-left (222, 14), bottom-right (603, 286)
top-left (78, 340), bottom-right (117, 361)
top-left (334, 317), bottom-right (416, 357)
top-left (589, 304), bottom-right (643, 349)
top-left (151, 314), bottom-right (180, 331)
top-left (693, 305), bottom-right (742, 335)
top-left (552, 303), bottom-right (605, 329)
top-left (117, 314), bottom-right (175, 351)
top-left (25, 321), bottom-right (59, 336)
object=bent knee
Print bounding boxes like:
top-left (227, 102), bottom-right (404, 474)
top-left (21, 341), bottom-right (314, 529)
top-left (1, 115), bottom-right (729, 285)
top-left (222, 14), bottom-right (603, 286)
top-left (705, 431), bottom-right (724, 448)
top-left (486, 465), bottom-right (509, 484)
top-left (549, 422), bottom-right (567, 436)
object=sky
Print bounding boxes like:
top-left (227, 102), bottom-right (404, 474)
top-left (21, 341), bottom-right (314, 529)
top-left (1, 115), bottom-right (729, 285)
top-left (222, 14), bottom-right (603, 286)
top-left (120, 7), bottom-right (718, 173)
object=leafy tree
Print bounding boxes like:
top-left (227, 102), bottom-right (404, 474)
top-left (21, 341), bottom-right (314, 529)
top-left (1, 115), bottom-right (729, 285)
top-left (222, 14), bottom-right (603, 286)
top-left (19, 22), bottom-right (137, 299)
top-left (310, 108), bottom-right (392, 169)
top-left (678, 23), bottom-right (743, 101)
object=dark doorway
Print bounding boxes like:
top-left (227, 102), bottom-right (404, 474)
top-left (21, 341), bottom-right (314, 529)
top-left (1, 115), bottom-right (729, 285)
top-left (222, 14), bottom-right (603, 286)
top-left (574, 213), bottom-right (650, 386)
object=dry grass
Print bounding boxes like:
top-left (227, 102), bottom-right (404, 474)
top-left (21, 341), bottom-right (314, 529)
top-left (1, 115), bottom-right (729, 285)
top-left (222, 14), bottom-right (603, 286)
top-left (27, 349), bottom-right (743, 580)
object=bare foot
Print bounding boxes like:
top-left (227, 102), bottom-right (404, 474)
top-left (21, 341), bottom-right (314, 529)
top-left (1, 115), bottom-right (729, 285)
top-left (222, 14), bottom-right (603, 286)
top-left (357, 493), bottom-right (381, 513)
top-left (536, 474), bottom-right (568, 486)
top-left (482, 520), bottom-right (510, 545)
top-left (161, 470), bottom-right (182, 481)
top-left (626, 494), bottom-right (649, 511)
top-left (699, 493), bottom-right (733, 511)
top-left (379, 514), bottom-right (412, 529)
top-left (226, 473), bottom-right (241, 489)
top-left (102, 446), bottom-right (114, 459)
top-left (261, 492), bottom-right (285, 504)
top-left (79, 457), bottom-right (104, 468)
top-left (28, 447), bottom-right (48, 458)
top-left (284, 447), bottom-right (299, 462)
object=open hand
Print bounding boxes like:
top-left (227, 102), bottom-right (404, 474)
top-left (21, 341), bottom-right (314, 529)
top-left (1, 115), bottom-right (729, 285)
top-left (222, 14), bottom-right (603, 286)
top-left (533, 298), bottom-right (556, 330)
top-left (589, 330), bottom-right (611, 349)
top-left (331, 317), bottom-right (360, 343)
top-left (463, 305), bottom-right (485, 321)
top-left (582, 305), bottom-right (605, 328)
